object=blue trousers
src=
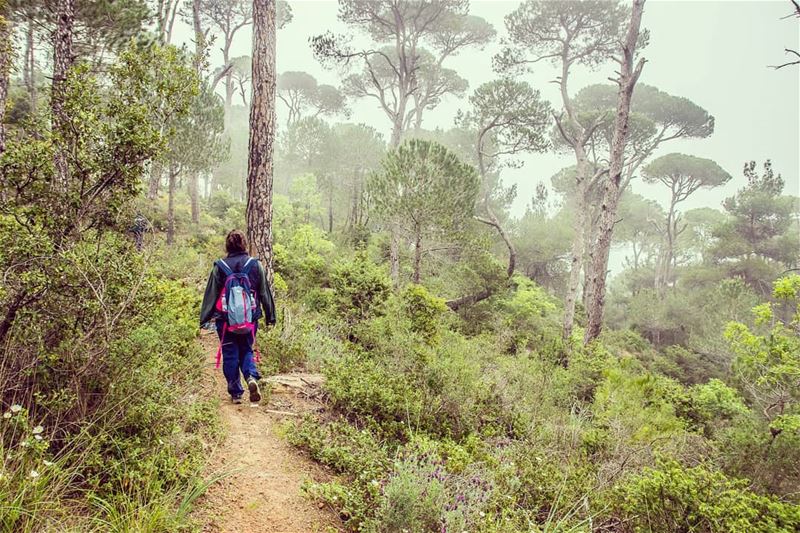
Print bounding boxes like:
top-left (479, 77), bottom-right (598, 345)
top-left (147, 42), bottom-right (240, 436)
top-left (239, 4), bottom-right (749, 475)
top-left (216, 320), bottom-right (261, 398)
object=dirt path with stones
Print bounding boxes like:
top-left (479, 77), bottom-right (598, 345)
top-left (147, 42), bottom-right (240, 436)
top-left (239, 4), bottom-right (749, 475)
top-left (193, 331), bottom-right (340, 533)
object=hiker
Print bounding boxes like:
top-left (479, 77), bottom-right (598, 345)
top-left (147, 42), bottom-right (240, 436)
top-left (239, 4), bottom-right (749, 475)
top-left (130, 212), bottom-right (147, 251)
top-left (200, 230), bottom-right (276, 404)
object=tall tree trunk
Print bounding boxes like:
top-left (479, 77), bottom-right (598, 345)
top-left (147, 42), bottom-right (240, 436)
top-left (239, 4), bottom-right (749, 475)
top-left (188, 0), bottom-right (203, 225)
top-left (584, 0), bottom-right (647, 344)
top-left (412, 229), bottom-right (422, 284)
top-left (0, 6), bottom-right (10, 156)
top-left (328, 182), bottom-right (334, 233)
top-left (247, 0), bottom-right (277, 288)
top-left (563, 181), bottom-right (588, 340)
top-left (167, 167), bottom-right (177, 244)
top-left (24, 17), bottom-right (36, 113)
top-left (223, 38), bottom-right (233, 131)
top-left (148, 162), bottom-right (162, 200)
top-left (190, 174), bottom-right (200, 224)
top-left (658, 193), bottom-right (679, 295)
top-left (52, 0), bottom-right (75, 188)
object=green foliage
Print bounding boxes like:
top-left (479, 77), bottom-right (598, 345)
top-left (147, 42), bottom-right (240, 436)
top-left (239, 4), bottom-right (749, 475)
top-left (726, 275), bottom-right (800, 436)
top-left (330, 252), bottom-right (391, 324)
top-left (274, 224), bottom-right (336, 294)
top-left (401, 284), bottom-right (448, 344)
top-left (613, 460), bottom-right (800, 532)
top-left (0, 40), bottom-right (215, 529)
top-left (371, 139), bottom-right (479, 237)
top-left (712, 161), bottom-right (799, 288)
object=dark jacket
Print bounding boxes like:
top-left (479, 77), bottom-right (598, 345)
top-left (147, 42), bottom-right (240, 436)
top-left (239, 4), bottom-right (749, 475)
top-left (199, 252), bottom-right (276, 326)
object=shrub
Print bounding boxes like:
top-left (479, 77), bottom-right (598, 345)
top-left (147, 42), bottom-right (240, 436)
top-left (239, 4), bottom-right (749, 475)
top-left (375, 452), bottom-right (492, 533)
top-left (274, 224), bottom-right (335, 293)
top-left (330, 252), bottom-right (391, 324)
top-left (323, 353), bottom-right (423, 439)
top-left (401, 284), bottom-right (448, 344)
top-left (612, 460), bottom-right (800, 532)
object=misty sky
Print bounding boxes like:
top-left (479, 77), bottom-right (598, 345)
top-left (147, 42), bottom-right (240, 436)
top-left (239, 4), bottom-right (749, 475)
top-left (173, 0), bottom-right (800, 218)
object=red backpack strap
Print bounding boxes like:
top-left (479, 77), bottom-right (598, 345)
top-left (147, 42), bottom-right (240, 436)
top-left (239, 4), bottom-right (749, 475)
top-left (215, 322), bottom-right (228, 369)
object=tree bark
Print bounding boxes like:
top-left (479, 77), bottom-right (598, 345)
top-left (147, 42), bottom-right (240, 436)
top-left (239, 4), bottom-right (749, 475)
top-left (148, 161), bottom-right (162, 200)
top-left (328, 182), bottom-right (334, 233)
top-left (24, 17), bottom-right (36, 114)
top-left (0, 291), bottom-right (25, 348)
top-left (223, 38), bottom-right (233, 131)
top-left (412, 230), bottom-right (422, 284)
top-left (555, 38), bottom-right (596, 341)
top-left (584, 0), bottom-right (647, 344)
top-left (247, 0), bottom-right (277, 289)
top-left (167, 167), bottom-right (177, 245)
top-left (190, 173), bottom-right (200, 224)
top-left (52, 0), bottom-right (74, 188)
top-left (0, 7), bottom-right (10, 156)
top-left (563, 181), bottom-right (588, 340)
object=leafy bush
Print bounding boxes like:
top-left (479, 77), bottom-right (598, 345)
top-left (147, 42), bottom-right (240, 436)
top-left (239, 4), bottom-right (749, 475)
top-left (612, 460), bottom-right (800, 532)
top-left (274, 224), bottom-right (335, 294)
top-left (330, 251), bottom-right (391, 324)
top-left (401, 284), bottom-right (448, 344)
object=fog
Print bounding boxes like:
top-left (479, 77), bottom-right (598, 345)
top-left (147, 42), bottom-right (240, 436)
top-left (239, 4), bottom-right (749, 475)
top-left (170, 0), bottom-right (799, 216)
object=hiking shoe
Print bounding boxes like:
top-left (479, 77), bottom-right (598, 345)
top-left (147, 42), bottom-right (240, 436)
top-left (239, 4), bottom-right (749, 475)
top-left (231, 396), bottom-right (243, 405)
top-left (247, 378), bottom-right (262, 403)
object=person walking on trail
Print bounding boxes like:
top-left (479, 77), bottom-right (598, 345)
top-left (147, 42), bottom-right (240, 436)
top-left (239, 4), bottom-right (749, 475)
top-left (200, 230), bottom-right (276, 404)
top-left (130, 212), bottom-right (147, 251)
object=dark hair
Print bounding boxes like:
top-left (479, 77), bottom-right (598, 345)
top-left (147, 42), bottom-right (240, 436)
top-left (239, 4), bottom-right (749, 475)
top-left (225, 230), bottom-right (248, 254)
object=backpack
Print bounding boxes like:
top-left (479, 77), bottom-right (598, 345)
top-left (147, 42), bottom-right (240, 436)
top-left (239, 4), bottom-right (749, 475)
top-left (214, 257), bottom-right (259, 368)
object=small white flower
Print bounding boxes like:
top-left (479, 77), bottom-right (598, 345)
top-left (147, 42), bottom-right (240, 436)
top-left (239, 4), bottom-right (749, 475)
top-left (479, 511), bottom-right (486, 517)
top-left (10, 405), bottom-right (22, 413)
top-left (20, 441), bottom-right (29, 448)
top-left (43, 460), bottom-right (54, 467)
top-left (34, 435), bottom-right (43, 441)
top-left (29, 470), bottom-right (40, 478)
top-left (32, 426), bottom-right (44, 435)
top-left (2, 412), bottom-right (10, 419)
top-left (370, 479), bottom-right (379, 486)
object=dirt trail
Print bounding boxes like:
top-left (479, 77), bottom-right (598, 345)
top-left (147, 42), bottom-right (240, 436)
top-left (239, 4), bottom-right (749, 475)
top-left (194, 332), bottom-right (339, 533)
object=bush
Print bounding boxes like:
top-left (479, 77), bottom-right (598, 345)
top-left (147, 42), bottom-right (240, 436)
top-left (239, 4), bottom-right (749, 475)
top-left (612, 460), bottom-right (800, 532)
top-left (330, 252), bottom-right (391, 324)
top-left (274, 224), bottom-right (335, 294)
top-left (401, 284), bottom-right (448, 344)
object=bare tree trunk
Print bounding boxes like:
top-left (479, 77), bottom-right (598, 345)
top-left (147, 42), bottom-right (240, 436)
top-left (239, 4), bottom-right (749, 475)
top-left (328, 183), bottom-right (334, 233)
top-left (190, 173), bottom-right (200, 224)
top-left (0, 7), bottom-right (10, 156)
top-left (584, 0), bottom-right (647, 344)
top-left (52, 0), bottom-right (74, 188)
top-left (25, 18), bottom-right (36, 113)
top-left (167, 167), bottom-right (177, 245)
top-left (247, 0), bottom-right (277, 288)
top-left (563, 181), bottom-right (588, 340)
top-left (412, 230), bottom-right (422, 284)
top-left (223, 37), bottom-right (234, 131)
top-left (188, 1), bottom-right (204, 226)
top-left (148, 162), bottom-right (162, 200)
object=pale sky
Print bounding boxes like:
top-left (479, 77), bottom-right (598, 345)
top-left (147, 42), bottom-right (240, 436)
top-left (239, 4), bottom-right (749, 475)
top-left (172, 0), bottom-right (800, 217)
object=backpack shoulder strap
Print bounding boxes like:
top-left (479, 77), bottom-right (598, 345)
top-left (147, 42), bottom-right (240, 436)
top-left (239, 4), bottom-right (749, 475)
top-left (216, 259), bottom-right (233, 277)
top-left (240, 257), bottom-right (256, 275)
